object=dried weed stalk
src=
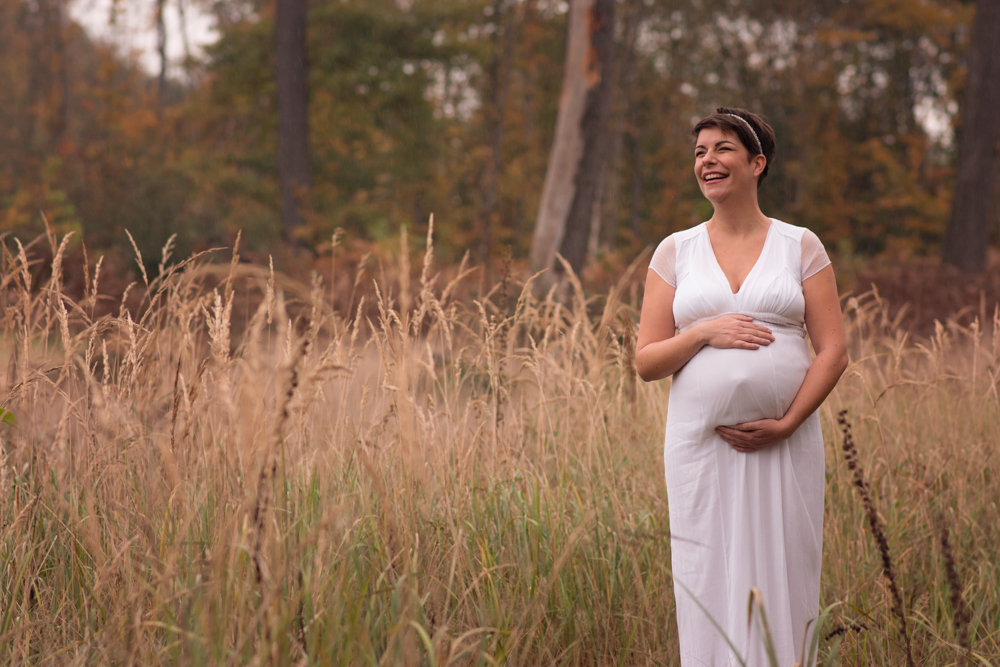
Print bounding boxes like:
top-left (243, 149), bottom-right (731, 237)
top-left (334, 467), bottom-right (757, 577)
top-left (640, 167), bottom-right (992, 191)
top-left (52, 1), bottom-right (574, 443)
top-left (838, 409), bottom-right (915, 667)
top-left (937, 512), bottom-right (972, 666)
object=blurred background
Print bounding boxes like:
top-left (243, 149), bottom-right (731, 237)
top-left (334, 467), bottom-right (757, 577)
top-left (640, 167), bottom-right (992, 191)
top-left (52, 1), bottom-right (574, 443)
top-left (1, 0), bottom-right (998, 319)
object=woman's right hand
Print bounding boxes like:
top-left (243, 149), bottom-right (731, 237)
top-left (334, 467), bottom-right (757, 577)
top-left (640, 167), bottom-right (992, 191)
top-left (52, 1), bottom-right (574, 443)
top-left (695, 314), bottom-right (774, 350)
top-left (637, 274), bottom-right (775, 382)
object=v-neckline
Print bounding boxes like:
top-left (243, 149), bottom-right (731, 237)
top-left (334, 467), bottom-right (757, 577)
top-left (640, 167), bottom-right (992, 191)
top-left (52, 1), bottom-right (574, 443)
top-left (704, 219), bottom-right (773, 296)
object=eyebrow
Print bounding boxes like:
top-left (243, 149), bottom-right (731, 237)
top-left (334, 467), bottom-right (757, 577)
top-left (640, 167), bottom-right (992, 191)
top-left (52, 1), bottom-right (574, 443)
top-left (695, 140), bottom-right (738, 150)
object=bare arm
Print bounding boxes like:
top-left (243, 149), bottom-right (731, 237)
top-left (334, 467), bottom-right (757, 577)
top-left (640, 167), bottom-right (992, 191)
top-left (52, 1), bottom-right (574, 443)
top-left (716, 264), bottom-right (848, 451)
top-left (636, 270), bottom-right (775, 382)
top-left (780, 264), bottom-right (848, 429)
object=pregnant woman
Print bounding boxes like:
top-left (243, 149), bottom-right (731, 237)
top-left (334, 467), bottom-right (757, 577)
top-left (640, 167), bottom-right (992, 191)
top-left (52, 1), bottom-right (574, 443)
top-left (636, 108), bottom-right (848, 666)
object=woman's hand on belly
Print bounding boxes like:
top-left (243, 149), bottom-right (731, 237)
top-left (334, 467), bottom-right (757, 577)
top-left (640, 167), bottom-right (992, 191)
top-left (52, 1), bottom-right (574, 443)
top-left (715, 418), bottom-right (795, 453)
top-left (696, 314), bottom-right (775, 350)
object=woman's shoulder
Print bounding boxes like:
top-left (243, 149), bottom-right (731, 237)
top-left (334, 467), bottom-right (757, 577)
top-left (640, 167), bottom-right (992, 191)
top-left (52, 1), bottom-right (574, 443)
top-left (656, 222), bottom-right (706, 248)
top-left (649, 223), bottom-right (706, 286)
top-left (650, 223), bottom-right (705, 256)
top-left (675, 221), bottom-right (708, 241)
top-left (769, 218), bottom-right (831, 279)
top-left (769, 218), bottom-right (811, 242)
top-left (771, 218), bottom-right (819, 243)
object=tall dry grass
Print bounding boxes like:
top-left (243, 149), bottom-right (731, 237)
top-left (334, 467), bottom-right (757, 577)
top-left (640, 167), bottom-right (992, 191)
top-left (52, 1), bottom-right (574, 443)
top-left (0, 225), bottom-right (998, 666)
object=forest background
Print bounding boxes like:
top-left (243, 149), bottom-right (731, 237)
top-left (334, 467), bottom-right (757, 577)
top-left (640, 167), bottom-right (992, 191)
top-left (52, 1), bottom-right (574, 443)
top-left (1, 0), bottom-right (999, 323)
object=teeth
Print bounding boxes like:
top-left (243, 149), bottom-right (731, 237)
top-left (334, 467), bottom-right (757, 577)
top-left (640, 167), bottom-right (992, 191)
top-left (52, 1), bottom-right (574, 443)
top-left (705, 174), bottom-right (727, 181)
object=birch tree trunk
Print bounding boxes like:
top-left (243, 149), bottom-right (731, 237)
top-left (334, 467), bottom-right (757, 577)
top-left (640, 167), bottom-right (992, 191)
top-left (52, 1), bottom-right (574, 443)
top-left (276, 0), bottom-right (312, 240)
top-left (557, 0), bottom-right (615, 276)
top-left (528, 0), bottom-right (594, 281)
top-left (941, 0), bottom-right (1000, 273)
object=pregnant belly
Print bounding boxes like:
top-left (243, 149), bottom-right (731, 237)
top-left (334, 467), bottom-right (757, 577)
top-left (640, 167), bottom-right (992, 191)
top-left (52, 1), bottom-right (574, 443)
top-left (669, 333), bottom-right (811, 428)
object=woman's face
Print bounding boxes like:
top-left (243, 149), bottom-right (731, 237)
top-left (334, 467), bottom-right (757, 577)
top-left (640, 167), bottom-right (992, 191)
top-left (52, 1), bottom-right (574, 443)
top-left (693, 125), bottom-right (764, 203)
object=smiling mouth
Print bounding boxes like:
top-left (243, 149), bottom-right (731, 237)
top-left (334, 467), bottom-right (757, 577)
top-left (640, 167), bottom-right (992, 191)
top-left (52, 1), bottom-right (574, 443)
top-left (704, 174), bottom-right (728, 183)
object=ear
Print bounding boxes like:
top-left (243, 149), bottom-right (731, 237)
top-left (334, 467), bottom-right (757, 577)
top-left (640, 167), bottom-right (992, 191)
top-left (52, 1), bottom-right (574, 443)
top-left (752, 154), bottom-right (767, 177)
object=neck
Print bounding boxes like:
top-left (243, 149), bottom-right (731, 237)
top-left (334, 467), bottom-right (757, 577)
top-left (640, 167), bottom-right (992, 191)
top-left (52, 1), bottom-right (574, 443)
top-left (707, 191), bottom-right (769, 235)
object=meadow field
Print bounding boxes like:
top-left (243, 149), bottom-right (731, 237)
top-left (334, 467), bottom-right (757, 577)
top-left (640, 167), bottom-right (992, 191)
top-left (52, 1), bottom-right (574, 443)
top-left (1, 228), bottom-right (998, 666)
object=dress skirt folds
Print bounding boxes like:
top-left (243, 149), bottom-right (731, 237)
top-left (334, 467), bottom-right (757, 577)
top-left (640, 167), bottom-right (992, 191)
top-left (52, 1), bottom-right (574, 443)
top-left (648, 219), bottom-right (829, 666)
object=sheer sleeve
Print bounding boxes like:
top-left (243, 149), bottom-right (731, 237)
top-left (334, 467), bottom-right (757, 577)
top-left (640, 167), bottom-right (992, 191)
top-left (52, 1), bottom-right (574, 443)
top-left (801, 229), bottom-right (831, 281)
top-left (648, 235), bottom-right (677, 286)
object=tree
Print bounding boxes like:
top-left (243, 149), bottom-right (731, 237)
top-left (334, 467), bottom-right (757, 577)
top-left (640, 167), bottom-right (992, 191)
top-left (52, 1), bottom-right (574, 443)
top-left (587, 0), bottom-right (643, 259)
top-left (556, 0), bottom-right (615, 274)
top-left (156, 0), bottom-right (167, 119)
top-left (479, 0), bottom-right (517, 266)
top-left (942, 0), bottom-right (1000, 273)
top-left (529, 0), bottom-right (615, 282)
top-left (276, 0), bottom-right (311, 239)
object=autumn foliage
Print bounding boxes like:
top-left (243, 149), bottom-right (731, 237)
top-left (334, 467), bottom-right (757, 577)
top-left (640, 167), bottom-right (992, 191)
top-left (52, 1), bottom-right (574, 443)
top-left (2, 0), bottom-right (989, 275)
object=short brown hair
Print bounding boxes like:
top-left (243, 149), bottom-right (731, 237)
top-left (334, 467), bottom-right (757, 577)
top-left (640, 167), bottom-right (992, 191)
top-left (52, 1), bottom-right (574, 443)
top-left (692, 107), bottom-right (775, 188)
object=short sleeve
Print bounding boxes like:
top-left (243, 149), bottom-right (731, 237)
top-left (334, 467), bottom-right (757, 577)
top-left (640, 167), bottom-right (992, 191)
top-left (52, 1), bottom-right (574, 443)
top-left (801, 229), bottom-right (831, 281)
top-left (648, 235), bottom-right (677, 286)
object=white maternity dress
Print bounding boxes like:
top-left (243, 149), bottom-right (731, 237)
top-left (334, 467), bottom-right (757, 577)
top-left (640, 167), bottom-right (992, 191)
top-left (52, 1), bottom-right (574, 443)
top-left (648, 219), bottom-right (831, 667)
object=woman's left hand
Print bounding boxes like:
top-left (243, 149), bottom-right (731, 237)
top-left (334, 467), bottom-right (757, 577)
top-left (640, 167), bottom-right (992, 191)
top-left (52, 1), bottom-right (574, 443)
top-left (716, 419), bottom-right (795, 453)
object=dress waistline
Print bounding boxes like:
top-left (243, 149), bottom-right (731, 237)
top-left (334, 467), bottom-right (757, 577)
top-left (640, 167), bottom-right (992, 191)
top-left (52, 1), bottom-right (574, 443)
top-left (679, 311), bottom-right (807, 338)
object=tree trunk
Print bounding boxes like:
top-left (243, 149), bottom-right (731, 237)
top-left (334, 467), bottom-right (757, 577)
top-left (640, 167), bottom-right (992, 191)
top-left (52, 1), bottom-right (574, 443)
top-left (528, 0), bottom-right (594, 280)
top-left (53, 0), bottom-right (68, 143)
top-left (479, 0), bottom-right (516, 267)
top-left (588, 0), bottom-right (642, 259)
top-left (178, 0), bottom-right (193, 78)
top-left (627, 116), bottom-right (642, 237)
top-left (156, 0), bottom-right (167, 120)
top-left (586, 164), bottom-right (607, 261)
top-left (556, 0), bottom-right (615, 277)
top-left (942, 0), bottom-right (1000, 273)
top-left (27, 0), bottom-right (69, 146)
top-left (42, 0), bottom-right (69, 143)
top-left (276, 0), bottom-right (312, 240)
top-left (522, 0), bottom-right (538, 141)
